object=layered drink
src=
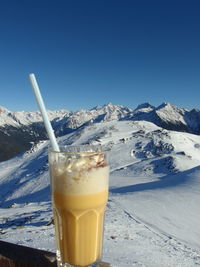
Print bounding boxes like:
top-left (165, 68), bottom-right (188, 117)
top-left (48, 146), bottom-right (109, 267)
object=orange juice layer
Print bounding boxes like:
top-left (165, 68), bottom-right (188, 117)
top-left (53, 190), bottom-right (108, 267)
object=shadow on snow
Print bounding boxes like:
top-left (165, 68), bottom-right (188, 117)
top-left (110, 165), bottom-right (200, 194)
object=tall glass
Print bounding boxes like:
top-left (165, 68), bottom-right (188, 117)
top-left (48, 145), bottom-right (109, 267)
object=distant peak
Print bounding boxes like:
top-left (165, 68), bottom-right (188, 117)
top-left (91, 103), bottom-right (119, 110)
top-left (0, 106), bottom-right (10, 113)
top-left (156, 102), bottom-right (176, 110)
top-left (103, 102), bottom-right (131, 111)
top-left (136, 103), bottom-right (155, 110)
top-left (104, 102), bottom-right (116, 107)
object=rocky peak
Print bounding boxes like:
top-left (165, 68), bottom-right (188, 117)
top-left (136, 102), bottom-right (155, 110)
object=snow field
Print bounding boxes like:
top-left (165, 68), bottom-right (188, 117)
top-left (0, 120), bottom-right (200, 266)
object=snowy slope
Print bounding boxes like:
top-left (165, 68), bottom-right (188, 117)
top-left (155, 102), bottom-right (186, 125)
top-left (0, 120), bottom-right (200, 266)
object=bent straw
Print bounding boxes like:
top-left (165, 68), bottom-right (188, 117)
top-left (29, 73), bottom-right (60, 152)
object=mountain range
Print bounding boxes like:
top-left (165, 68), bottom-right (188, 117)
top-left (1, 102), bottom-right (200, 161)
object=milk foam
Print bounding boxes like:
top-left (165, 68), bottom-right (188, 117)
top-left (50, 151), bottom-right (109, 195)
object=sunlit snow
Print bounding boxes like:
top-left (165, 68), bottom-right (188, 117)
top-left (0, 120), bottom-right (200, 266)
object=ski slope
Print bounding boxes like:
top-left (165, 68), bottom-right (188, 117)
top-left (0, 120), bottom-right (200, 266)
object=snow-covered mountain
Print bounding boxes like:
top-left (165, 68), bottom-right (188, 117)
top-left (0, 103), bottom-right (131, 129)
top-left (0, 120), bottom-right (200, 266)
top-left (1, 102), bottom-right (200, 162)
top-left (0, 103), bottom-right (131, 161)
top-left (128, 102), bottom-right (200, 135)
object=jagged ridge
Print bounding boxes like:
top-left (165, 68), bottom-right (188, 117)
top-left (1, 102), bottom-right (200, 161)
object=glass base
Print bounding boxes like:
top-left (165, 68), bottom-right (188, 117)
top-left (57, 260), bottom-right (111, 267)
top-left (56, 249), bottom-right (109, 266)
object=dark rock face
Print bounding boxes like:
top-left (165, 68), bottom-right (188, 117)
top-left (0, 124), bottom-right (47, 162)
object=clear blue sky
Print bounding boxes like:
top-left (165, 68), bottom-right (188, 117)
top-left (0, 0), bottom-right (200, 111)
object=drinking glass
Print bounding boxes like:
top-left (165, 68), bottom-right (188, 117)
top-left (48, 145), bottom-right (109, 267)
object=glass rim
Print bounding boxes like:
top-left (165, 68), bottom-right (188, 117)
top-left (48, 144), bottom-right (110, 155)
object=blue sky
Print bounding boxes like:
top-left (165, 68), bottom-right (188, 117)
top-left (0, 0), bottom-right (200, 111)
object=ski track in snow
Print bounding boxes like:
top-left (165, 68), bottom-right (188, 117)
top-left (105, 196), bottom-right (200, 267)
top-left (0, 196), bottom-right (199, 267)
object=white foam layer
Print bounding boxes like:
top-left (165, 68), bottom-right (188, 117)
top-left (49, 148), bottom-right (109, 195)
top-left (51, 165), bottom-right (109, 195)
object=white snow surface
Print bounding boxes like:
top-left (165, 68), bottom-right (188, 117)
top-left (0, 120), bottom-right (200, 266)
top-left (155, 102), bottom-right (187, 125)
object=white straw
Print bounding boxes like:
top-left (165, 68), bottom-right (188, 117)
top-left (29, 73), bottom-right (60, 152)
